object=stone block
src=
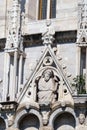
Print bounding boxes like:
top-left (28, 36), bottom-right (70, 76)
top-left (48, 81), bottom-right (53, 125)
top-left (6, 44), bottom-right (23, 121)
top-left (39, 126), bottom-right (54, 130)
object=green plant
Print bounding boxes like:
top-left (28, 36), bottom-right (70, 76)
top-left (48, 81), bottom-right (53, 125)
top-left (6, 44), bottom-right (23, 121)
top-left (72, 75), bottom-right (86, 94)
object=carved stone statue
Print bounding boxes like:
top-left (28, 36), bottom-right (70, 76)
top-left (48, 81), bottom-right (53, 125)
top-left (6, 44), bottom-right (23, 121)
top-left (42, 20), bottom-right (55, 45)
top-left (37, 69), bottom-right (59, 105)
top-left (75, 113), bottom-right (87, 130)
top-left (6, 114), bottom-right (19, 130)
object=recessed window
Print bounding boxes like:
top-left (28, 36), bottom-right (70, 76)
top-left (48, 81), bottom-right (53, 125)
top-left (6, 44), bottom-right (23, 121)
top-left (50, 0), bottom-right (56, 18)
top-left (21, 0), bottom-right (26, 13)
top-left (38, 0), bottom-right (47, 19)
top-left (38, 0), bottom-right (56, 20)
top-left (80, 48), bottom-right (86, 75)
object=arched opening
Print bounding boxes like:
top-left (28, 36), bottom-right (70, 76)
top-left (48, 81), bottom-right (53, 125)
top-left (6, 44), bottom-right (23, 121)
top-left (54, 112), bottom-right (76, 130)
top-left (19, 114), bottom-right (40, 130)
top-left (0, 117), bottom-right (6, 130)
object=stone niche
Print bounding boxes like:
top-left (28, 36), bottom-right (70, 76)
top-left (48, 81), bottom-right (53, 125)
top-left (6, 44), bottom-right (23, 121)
top-left (54, 112), bottom-right (76, 130)
top-left (19, 114), bottom-right (40, 130)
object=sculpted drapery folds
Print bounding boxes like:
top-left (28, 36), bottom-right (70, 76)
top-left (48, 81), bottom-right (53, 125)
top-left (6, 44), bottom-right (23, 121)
top-left (36, 69), bottom-right (59, 105)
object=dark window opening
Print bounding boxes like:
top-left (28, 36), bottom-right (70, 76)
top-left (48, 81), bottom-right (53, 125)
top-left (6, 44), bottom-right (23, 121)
top-left (50, 0), bottom-right (56, 18)
top-left (21, 0), bottom-right (26, 13)
top-left (80, 48), bottom-right (86, 75)
top-left (38, 0), bottom-right (47, 19)
top-left (38, 0), bottom-right (56, 20)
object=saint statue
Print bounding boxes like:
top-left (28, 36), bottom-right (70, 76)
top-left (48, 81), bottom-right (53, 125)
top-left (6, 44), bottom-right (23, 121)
top-left (75, 113), bottom-right (87, 130)
top-left (37, 69), bottom-right (59, 105)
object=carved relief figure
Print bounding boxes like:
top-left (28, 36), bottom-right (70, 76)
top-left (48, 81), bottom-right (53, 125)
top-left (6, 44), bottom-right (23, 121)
top-left (6, 114), bottom-right (16, 130)
top-left (42, 20), bottom-right (55, 45)
top-left (37, 69), bottom-right (59, 105)
top-left (75, 113), bottom-right (87, 130)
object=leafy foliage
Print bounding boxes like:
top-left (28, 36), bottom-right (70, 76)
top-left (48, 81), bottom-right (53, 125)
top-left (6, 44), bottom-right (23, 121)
top-left (72, 75), bottom-right (86, 94)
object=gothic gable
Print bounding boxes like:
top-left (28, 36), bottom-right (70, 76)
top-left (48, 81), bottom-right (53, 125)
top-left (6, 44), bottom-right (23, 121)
top-left (17, 46), bottom-right (74, 108)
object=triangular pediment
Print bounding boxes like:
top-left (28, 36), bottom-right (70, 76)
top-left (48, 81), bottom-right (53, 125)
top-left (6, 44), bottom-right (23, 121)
top-left (17, 46), bottom-right (74, 107)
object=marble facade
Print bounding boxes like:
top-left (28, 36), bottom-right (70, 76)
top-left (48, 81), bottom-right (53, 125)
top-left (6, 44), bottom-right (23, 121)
top-left (0, 0), bottom-right (87, 130)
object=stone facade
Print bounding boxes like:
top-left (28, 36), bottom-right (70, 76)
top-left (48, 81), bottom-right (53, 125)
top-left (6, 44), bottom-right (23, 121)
top-left (0, 0), bottom-right (87, 130)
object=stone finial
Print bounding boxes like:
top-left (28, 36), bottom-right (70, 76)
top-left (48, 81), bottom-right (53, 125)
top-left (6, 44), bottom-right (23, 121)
top-left (6, 0), bottom-right (22, 49)
top-left (77, 0), bottom-right (87, 45)
top-left (42, 20), bottom-right (55, 45)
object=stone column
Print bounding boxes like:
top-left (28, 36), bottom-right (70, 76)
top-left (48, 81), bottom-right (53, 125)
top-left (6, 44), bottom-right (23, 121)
top-left (13, 51), bottom-right (18, 99)
top-left (86, 47), bottom-right (87, 92)
top-left (36, 0), bottom-right (39, 20)
top-left (47, 0), bottom-right (50, 19)
top-left (76, 46), bottom-right (81, 76)
top-left (18, 54), bottom-right (23, 93)
top-left (3, 52), bottom-right (10, 101)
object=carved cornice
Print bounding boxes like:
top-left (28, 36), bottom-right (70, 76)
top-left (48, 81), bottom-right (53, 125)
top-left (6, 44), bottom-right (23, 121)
top-left (0, 101), bottom-right (18, 111)
top-left (73, 95), bottom-right (87, 108)
top-left (55, 31), bottom-right (77, 43)
top-left (0, 31), bottom-right (77, 49)
top-left (23, 34), bottom-right (42, 47)
top-left (23, 31), bottom-right (77, 47)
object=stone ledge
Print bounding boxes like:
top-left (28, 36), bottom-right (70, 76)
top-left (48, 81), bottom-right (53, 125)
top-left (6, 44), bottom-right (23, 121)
top-left (73, 95), bottom-right (87, 105)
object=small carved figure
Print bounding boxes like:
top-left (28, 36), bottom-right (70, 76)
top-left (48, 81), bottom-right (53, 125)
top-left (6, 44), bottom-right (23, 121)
top-left (42, 111), bottom-right (50, 125)
top-left (42, 20), bottom-right (55, 45)
top-left (37, 69), bottom-right (59, 105)
top-left (75, 113), bottom-right (87, 130)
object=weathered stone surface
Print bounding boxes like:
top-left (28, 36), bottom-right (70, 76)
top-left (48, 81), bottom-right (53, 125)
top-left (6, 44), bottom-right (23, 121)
top-left (0, 1), bottom-right (87, 130)
top-left (6, 128), bottom-right (19, 130)
top-left (38, 69), bottom-right (59, 105)
top-left (39, 126), bottom-right (53, 130)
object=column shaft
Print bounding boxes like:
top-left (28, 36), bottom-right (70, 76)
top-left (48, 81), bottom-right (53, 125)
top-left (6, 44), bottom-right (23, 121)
top-left (13, 51), bottom-right (18, 99)
top-left (47, 0), bottom-right (50, 19)
top-left (18, 54), bottom-right (23, 93)
top-left (3, 52), bottom-right (10, 101)
top-left (76, 46), bottom-right (81, 76)
top-left (86, 47), bottom-right (87, 92)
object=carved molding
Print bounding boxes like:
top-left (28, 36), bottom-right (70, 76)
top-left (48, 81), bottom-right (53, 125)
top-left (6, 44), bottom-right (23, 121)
top-left (49, 107), bottom-right (77, 127)
top-left (14, 108), bottom-right (43, 128)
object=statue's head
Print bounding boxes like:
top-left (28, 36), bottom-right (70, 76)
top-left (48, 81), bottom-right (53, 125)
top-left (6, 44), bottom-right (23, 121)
top-left (42, 69), bottom-right (54, 82)
top-left (79, 113), bottom-right (85, 125)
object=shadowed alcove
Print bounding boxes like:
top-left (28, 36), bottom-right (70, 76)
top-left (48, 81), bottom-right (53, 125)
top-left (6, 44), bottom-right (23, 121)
top-left (54, 112), bottom-right (76, 130)
top-left (19, 114), bottom-right (40, 130)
